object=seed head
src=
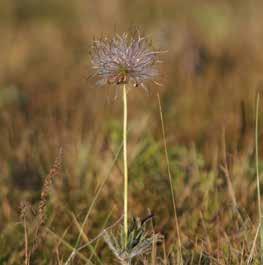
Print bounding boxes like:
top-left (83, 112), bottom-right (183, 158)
top-left (90, 32), bottom-right (160, 88)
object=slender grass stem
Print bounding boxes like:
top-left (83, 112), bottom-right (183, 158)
top-left (123, 83), bottom-right (128, 246)
top-left (255, 90), bottom-right (263, 262)
top-left (256, 92), bottom-right (261, 226)
top-left (23, 217), bottom-right (29, 265)
top-left (157, 93), bottom-right (183, 264)
top-left (65, 143), bottom-right (123, 264)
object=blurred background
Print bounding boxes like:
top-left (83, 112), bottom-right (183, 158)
top-left (1, 0), bottom-right (263, 263)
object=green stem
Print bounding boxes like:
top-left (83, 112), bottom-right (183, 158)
top-left (123, 84), bottom-right (128, 246)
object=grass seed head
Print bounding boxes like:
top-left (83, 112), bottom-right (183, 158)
top-left (37, 148), bottom-right (62, 227)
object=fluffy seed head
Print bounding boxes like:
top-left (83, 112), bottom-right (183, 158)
top-left (90, 32), bottom-right (160, 88)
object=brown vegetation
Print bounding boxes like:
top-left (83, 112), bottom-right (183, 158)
top-left (1, 0), bottom-right (263, 264)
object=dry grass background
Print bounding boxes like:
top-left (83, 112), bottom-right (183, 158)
top-left (1, 0), bottom-right (263, 264)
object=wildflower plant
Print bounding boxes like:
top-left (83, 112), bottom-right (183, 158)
top-left (103, 215), bottom-right (163, 265)
top-left (90, 31), bottom-right (161, 247)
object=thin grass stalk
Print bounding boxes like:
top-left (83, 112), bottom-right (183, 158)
top-left (157, 93), bottom-right (183, 264)
top-left (64, 144), bottom-right (123, 264)
top-left (255, 90), bottom-right (263, 262)
top-left (247, 223), bottom-right (260, 264)
top-left (46, 228), bottom-right (93, 265)
top-left (123, 83), bottom-right (128, 246)
top-left (23, 217), bottom-right (30, 265)
top-left (221, 128), bottom-right (237, 208)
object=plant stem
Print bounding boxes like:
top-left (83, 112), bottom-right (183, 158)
top-left (123, 83), bottom-right (128, 246)
top-left (23, 217), bottom-right (29, 265)
top-left (255, 90), bottom-right (263, 262)
top-left (157, 93), bottom-right (183, 264)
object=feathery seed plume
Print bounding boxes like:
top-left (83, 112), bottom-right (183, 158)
top-left (90, 32), bottom-right (160, 88)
